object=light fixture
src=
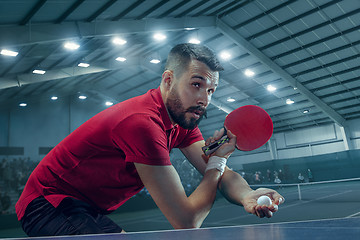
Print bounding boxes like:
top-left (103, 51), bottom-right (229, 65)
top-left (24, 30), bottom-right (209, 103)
top-left (1, 49), bottom-right (18, 57)
top-left (64, 42), bottom-right (80, 50)
top-left (184, 27), bottom-right (196, 30)
top-left (150, 59), bottom-right (161, 64)
top-left (188, 38), bottom-right (201, 44)
top-left (267, 85), bottom-right (276, 92)
top-left (219, 51), bottom-right (231, 60)
top-left (51, 96), bottom-right (58, 100)
top-left (303, 109), bottom-right (310, 114)
top-left (112, 37), bottom-right (127, 45)
top-left (153, 33), bottom-right (167, 41)
top-left (79, 95), bottom-right (87, 100)
top-left (78, 62), bottom-right (90, 68)
top-left (19, 103), bottom-right (27, 107)
top-left (115, 57), bottom-right (126, 62)
top-left (227, 97), bottom-right (236, 102)
top-left (32, 69), bottom-right (46, 75)
top-left (105, 101), bottom-right (114, 106)
top-left (286, 99), bottom-right (295, 105)
top-left (244, 69), bottom-right (255, 77)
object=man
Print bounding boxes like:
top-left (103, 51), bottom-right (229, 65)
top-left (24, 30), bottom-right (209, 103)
top-left (16, 43), bottom-right (284, 236)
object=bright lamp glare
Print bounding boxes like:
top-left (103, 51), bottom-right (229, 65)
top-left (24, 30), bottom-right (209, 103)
top-left (189, 38), bottom-right (201, 44)
top-left (105, 101), bottom-right (113, 106)
top-left (227, 97), bottom-right (235, 102)
top-left (244, 69), bottom-right (255, 77)
top-left (19, 103), bottom-right (27, 107)
top-left (150, 59), bottom-right (160, 64)
top-left (267, 85), bottom-right (277, 92)
top-left (153, 33), bottom-right (167, 41)
top-left (112, 38), bottom-right (127, 45)
top-left (115, 57), bottom-right (126, 62)
top-left (79, 95), bottom-right (87, 100)
top-left (64, 42), bottom-right (80, 50)
top-left (220, 51), bottom-right (231, 60)
top-left (1, 49), bottom-right (18, 56)
top-left (78, 62), bottom-right (90, 68)
top-left (32, 69), bottom-right (46, 75)
top-left (51, 96), bottom-right (58, 100)
top-left (286, 99), bottom-right (295, 105)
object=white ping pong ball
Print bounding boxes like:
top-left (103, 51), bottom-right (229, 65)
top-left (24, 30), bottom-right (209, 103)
top-left (257, 195), bottom-right (272, 206)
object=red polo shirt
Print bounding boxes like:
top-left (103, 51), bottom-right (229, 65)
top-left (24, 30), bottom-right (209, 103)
top-left (16, 87), bottom-right (203, 220)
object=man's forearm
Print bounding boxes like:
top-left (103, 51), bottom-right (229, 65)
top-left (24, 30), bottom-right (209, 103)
top-left (218, 167), bottom-right (253, 206)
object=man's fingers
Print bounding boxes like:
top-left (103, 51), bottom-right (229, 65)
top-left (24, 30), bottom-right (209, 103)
top-left (227, 130), bottom-right (237, 145)
top-left (274, 196), bottom-right (285, 205)
top-left (212, 130), bottom-right (219, 139)
top-left (256, 206), bottom-right (273, 218)
top-left (205, 128), bottom-right (227, 146)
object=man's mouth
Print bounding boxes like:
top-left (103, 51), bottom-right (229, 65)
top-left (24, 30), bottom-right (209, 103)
top-left (188, 108), bottom-right (206, 119)
top-left (191, 111), bottom-right (201, 119)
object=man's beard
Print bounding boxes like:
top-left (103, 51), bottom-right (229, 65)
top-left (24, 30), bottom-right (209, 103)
top-left (166, 88), bottom-right (207, 130)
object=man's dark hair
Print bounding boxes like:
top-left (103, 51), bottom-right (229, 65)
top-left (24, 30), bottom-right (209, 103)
top-left (165, 43), bottom-right (224, 78)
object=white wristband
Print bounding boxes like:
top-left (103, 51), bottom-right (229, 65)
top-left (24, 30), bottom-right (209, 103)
top-left (205, 156), bottom-right (227, 175)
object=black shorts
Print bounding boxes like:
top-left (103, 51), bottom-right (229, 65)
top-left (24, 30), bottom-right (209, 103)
top-left (21, 196), bottom-right (123, 237)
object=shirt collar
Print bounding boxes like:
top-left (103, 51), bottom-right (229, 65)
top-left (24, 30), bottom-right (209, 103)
top-left (152, 87), bottom-right (176, 131)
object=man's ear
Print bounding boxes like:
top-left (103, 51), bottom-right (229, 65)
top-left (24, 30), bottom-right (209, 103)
top-left (162, 70), bottom-right (174, 89)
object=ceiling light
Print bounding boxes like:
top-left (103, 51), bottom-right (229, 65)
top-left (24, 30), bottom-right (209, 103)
top-left (1, 49), bottom-right (18, 57)
top-left (79, 95), bottom-right (87, 100)
top-left (189, 38), bottom-right (201, 44)
top-left (115, 57), bottom-right (126, 62)
top-left (78, 62), bottom-right (90, 68)
top-left (227, 97), bottom-right (236, 102)
top-left (153, 33), bottom-right (167, 41)
top-left (112, 37), bottom-right (127, 45)
top-left (267, 85), bottom-right (277, 92)
top-left (303, 109), bottom-right (310, 114)
top-left (19, 103), bottom-right (27, 107)
top-left (64, 42), bottom-right (80, 50)
top-left (32, 69), bottom-right (46, 75)
top-left (150, 59), bottom-right (160, 64)
top-left (184, 28), bottom-right (196, 30)
top-left (286, 99), bottom-right (295, 105)
top-left (51, 96), bottom-right (58, 100)
top-left (244, 69), bottom-right (255, 77)
top-left (219, 51), bottom-right (231, 60)
top-left (105, 101), bottom-right (114, 106)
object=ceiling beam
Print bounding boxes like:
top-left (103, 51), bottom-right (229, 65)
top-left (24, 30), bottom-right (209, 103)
top-left (19, 0), bottom-right (47, 25)
top-left (54, 0), bottom-right (86, 24)
top-left (111, 0), bottom-right (146, 21)
top-left (86, 0), bottom-right (119, 22)
top-left (216, 19), bottom-right (347, 127)
top-left (0, 66), bottom-right (109, 90)
top-left (0, 16), bottom-right (217, 47)
top-left (0, 58), bottom-right (140, 90)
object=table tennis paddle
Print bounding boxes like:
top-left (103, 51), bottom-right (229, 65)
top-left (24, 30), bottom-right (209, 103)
top-left (202, 105), bottom-right (273, 156)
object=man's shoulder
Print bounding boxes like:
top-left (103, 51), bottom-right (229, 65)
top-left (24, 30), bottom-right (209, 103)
top-left (95, 88), bottom-right (163, 124)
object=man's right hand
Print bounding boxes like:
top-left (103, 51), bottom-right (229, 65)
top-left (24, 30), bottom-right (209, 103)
top-left (204, 128), bottom-right (237, 159)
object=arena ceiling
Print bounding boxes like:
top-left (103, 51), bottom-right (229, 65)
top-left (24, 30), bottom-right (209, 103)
top-left (0, 0), bottom-right (359, 139)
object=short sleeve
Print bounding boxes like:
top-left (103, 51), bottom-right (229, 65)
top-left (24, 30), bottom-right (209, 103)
top-left (176, 127), bottom-right (204, 149)
top-left (111, 114), bottom-right (171, 166)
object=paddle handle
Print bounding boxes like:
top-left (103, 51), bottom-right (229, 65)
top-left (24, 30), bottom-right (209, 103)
top-left (202, 133), bottom-right (229, 156)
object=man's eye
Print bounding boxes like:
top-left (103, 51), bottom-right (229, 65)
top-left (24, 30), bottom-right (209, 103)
top-left (193, 83), bottom-right (200, 88)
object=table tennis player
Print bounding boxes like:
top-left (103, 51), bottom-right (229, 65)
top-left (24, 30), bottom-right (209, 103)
top-left (15, 43), bottom-right (284, 237)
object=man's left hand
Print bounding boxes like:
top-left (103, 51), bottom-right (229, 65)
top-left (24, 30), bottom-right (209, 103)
top-left (241, 188), bottom-right (285, 218)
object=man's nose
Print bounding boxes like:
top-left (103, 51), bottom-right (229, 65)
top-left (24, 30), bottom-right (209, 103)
top-left (197, 91), bottom-right (210, 108)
